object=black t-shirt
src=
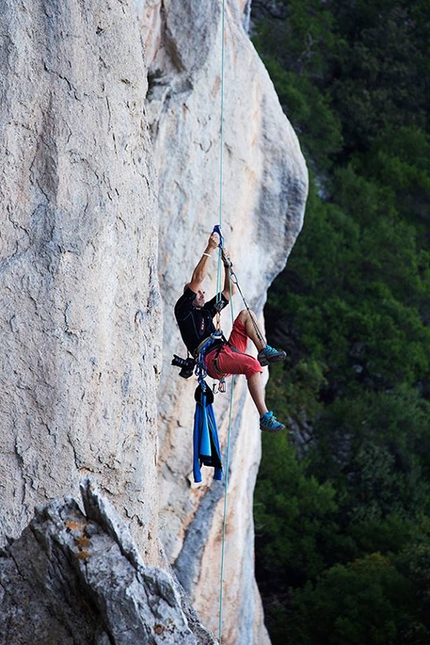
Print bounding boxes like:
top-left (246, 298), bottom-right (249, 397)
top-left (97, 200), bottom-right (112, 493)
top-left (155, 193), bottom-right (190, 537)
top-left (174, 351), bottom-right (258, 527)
top-left (174, 287), bottom-right (228, 355)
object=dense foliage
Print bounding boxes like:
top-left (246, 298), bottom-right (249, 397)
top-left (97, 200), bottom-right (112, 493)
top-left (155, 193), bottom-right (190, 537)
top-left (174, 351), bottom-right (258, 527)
top-left (252, 1), bottom-right (430, 642)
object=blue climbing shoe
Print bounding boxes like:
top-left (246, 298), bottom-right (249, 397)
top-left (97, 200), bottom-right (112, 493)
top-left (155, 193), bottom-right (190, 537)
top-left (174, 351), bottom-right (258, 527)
top-left (258, 345), bottom-right (287, 367)
top-left (260, 411), bottom-right (285, 433)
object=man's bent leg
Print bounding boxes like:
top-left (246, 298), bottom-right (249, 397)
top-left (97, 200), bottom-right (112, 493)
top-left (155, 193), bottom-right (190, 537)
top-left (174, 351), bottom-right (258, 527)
top-left (233, 310), bottom-right (287, 366)
top-left (234, 309), bottom-right (265, 352)
top-left (207, 343), bottom-right (286, 432)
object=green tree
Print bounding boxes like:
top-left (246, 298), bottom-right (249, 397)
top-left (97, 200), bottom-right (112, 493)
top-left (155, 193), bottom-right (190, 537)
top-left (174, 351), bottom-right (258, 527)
top-left (252, 0), bottom-right (430, 641)
top-left (255, 432), bottom-right (340, 587)
top-left (286, 553), bottom-right (426, 644)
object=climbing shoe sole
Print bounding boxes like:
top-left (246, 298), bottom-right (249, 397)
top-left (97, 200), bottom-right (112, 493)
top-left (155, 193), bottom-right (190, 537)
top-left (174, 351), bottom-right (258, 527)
top-left (258, 350), bottom-right (287, 367)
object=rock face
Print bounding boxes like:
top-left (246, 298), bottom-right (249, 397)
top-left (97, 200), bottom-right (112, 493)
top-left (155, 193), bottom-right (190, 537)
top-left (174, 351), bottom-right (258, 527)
top-left (0, 1), bottom-right (308, 643)
top-left (0, 478), bottom-right (217, 645)
top-left (139, 1), bottom-right (308, 643)
top-left (0, 0), bottom-right (161, 561)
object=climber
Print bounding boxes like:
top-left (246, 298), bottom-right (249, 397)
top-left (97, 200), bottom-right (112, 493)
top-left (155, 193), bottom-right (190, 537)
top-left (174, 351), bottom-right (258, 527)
top-left (174, 231), bottom-right (287, 432)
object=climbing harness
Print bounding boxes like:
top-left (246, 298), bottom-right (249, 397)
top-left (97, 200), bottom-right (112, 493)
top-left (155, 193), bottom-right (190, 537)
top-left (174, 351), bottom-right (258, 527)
top-left (194, 330), bottom-right (228, 394)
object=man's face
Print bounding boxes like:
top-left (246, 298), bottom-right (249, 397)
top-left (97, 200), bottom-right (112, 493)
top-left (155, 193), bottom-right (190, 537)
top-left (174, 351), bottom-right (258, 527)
top-left (194, 289), bottom-right (205, 309)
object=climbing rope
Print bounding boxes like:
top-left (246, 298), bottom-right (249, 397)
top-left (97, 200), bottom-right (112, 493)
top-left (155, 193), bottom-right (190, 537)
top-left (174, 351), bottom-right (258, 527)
top-left (215, 2), bottom-right (230, 643)
top-left (215, 0), bottom-right (226, 325)
top-left (211, 2), bottom-right (267, 641)
top-left (222, 246), bottom-right (265, 344)
top-left (215, 227), bottom-right (264, 642)
top-left (218, 272), bottom-right (235, 644)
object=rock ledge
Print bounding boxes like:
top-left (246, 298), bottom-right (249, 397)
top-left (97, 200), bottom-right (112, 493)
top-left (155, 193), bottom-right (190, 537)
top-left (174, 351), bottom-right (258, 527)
top-left (0, 478), bottom-right (217, 645)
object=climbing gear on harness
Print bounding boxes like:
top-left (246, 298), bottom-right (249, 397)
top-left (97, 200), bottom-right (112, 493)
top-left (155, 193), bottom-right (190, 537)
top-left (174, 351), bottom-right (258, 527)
top-left (187, 331), bottom-right (226, 481)
top-left (193, 331), bottom-right (229, 395)
top-left (258, 345), bottom-right (287, 367)
top-left (194, 331), bottom-right (229, 393)
top-left (260, 411), bottom-right (286, 433)
top-left (210, 343), bottom-right (228, 393)
top-left (215, 377), bottom-right (227, 394)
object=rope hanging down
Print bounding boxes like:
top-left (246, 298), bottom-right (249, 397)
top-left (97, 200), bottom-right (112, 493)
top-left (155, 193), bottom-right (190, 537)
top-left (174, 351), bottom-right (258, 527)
top-left (215, 0), bottom-right (226, 321)
top-left (216, 2), bottom-right (229, 642)
top-left (212, 2), bottom-right (266, 642)
top-left (218, 261), bottom-right (234, 645)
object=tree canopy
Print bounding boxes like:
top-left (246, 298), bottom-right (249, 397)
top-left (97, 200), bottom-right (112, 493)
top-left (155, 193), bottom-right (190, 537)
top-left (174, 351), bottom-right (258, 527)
top-left (252, 1), bottom-right (430, 641)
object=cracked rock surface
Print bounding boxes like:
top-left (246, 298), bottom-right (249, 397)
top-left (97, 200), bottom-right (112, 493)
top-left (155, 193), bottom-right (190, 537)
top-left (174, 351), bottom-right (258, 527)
top-left (0, 0), bottom-right (161, 558)
top-left (0, 479), bottom-right (217, 645)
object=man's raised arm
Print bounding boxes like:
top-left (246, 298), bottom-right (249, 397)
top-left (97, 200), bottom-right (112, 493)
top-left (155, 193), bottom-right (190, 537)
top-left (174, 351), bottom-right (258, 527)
top-left (187, 232), bottom-right (219, 293)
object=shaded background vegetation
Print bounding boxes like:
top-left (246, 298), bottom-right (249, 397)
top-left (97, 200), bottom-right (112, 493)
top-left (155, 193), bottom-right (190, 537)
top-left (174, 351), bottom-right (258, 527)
top-left (251, 1), bottom-right (430, 642)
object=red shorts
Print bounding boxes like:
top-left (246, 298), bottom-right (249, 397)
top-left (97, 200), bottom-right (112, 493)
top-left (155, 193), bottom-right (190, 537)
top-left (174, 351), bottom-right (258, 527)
top-left (205, 318), bottom-right (262, 381)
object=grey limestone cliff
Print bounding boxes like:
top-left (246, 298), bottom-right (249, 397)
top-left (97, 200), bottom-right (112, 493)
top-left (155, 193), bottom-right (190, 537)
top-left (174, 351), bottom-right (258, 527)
top-left (0, 0), bottom-right (161, 561)
top-left (0, 1), bottom-right (308, 644)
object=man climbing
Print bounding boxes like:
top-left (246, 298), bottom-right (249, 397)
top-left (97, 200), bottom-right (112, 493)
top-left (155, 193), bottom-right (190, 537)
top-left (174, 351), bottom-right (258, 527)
top-left (174, 231), bottom-right (287, 432)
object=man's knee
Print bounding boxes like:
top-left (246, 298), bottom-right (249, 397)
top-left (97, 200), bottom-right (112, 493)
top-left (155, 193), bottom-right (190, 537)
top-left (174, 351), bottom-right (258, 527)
top-left (237, 309), bottom-right (255, 324)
